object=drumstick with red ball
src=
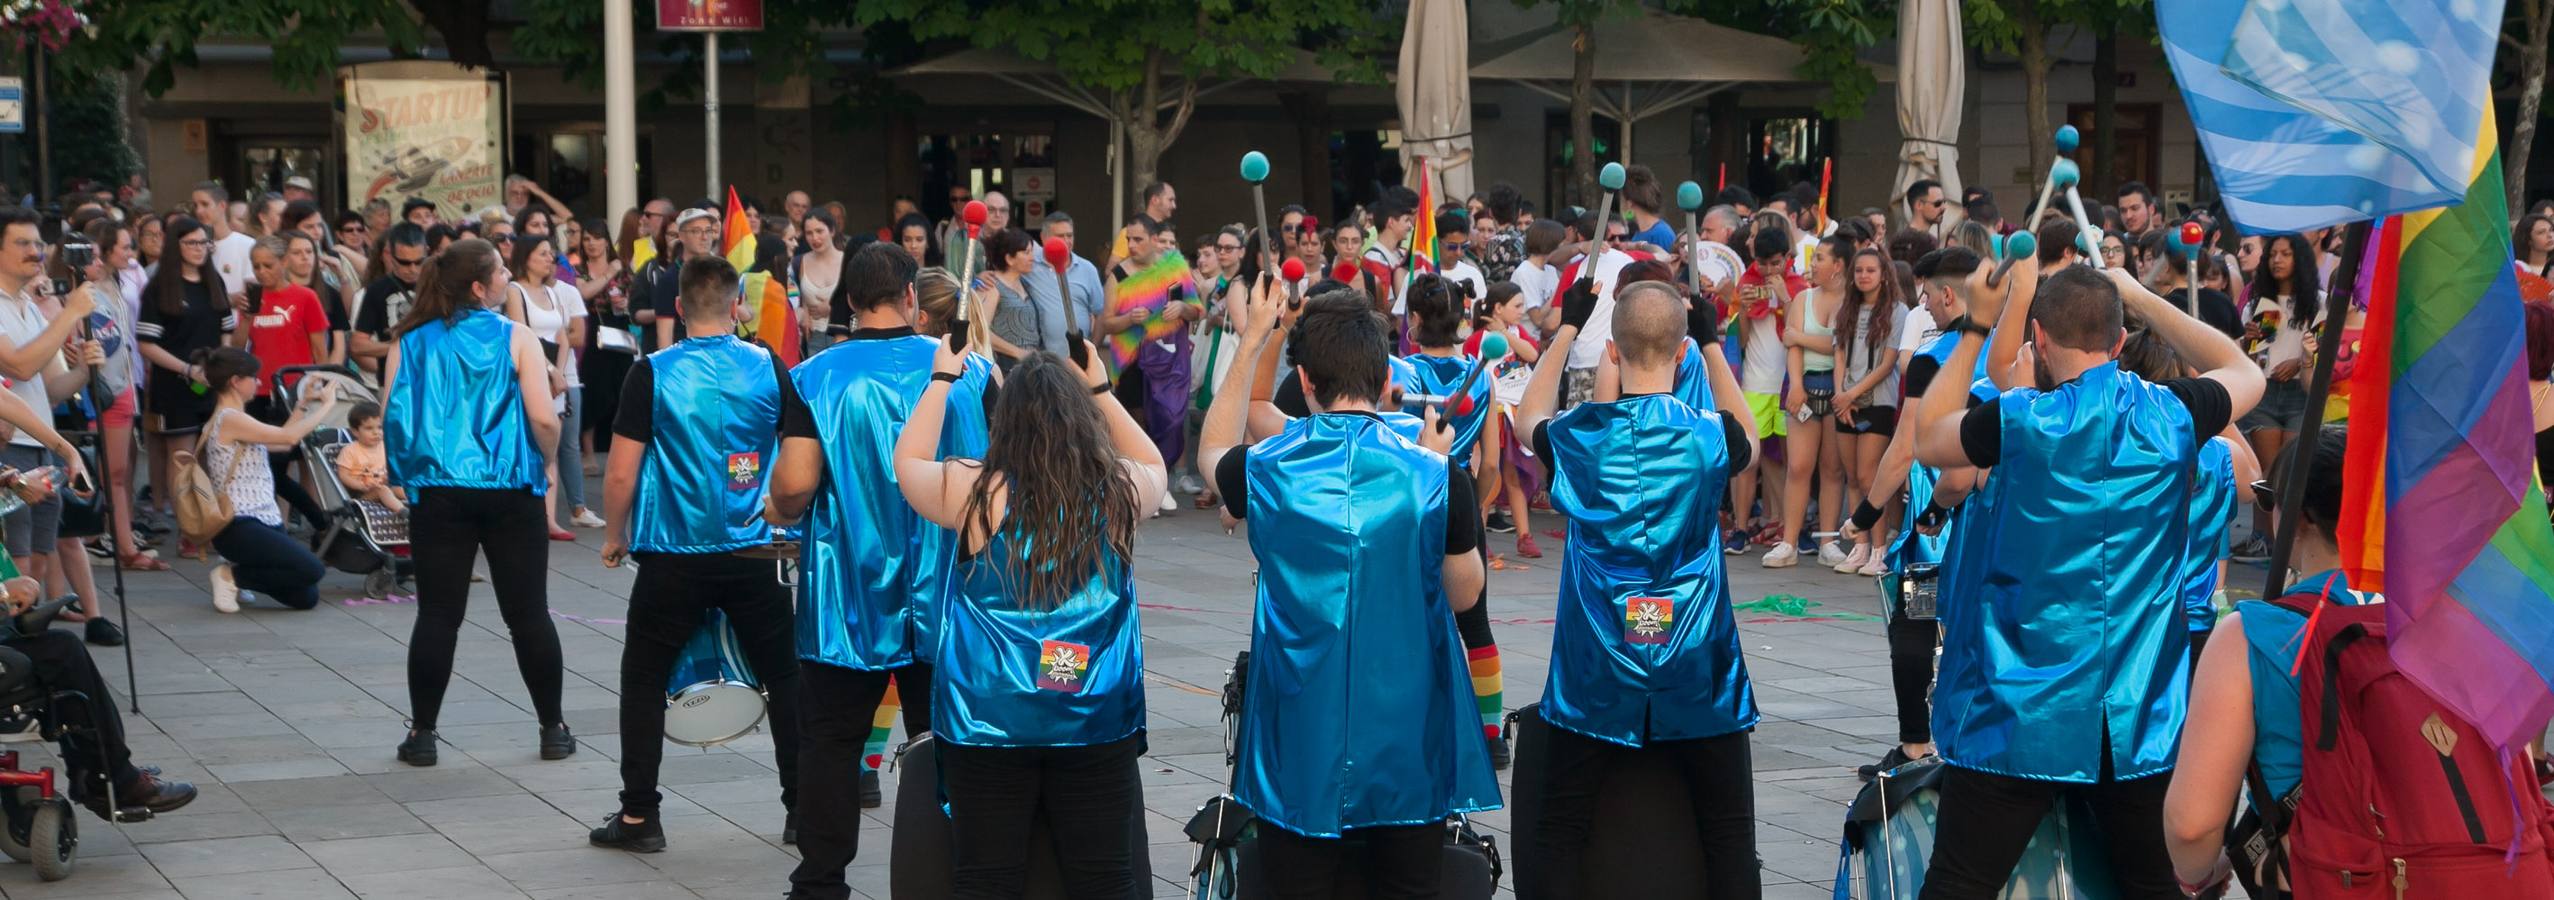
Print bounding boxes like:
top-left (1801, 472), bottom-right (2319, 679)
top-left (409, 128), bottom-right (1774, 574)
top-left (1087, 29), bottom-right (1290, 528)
top-left (1043, 236), bottom-right (1089, 370)
top-left (952, 200), bottom-right (990, 352)
top-left (1280, 258), bottom-right (1306, 308)
top-left (2177, 220), bottom-right (2207, 317)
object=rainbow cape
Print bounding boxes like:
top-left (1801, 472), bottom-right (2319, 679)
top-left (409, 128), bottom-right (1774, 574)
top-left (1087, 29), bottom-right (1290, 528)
top-left (1106, 251), bottom-right (1199, 370)
top-left (2338, 119), bottom-right (2554, 750)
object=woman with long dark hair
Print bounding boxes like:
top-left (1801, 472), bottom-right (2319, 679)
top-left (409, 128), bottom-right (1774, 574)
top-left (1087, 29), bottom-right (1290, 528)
top-left (1828, 247), bottom-right (1905, 576)
top-left (894, 342), bottom-right (1165, 899)
top-left (2519, 214), bottom-right (2554, 280)
top-left (135, 216), bottom-right (234, 553)
top-left (382, 237), bottom-right (571, 766)
top-left (2233, 232), bottom-right (2320, 560)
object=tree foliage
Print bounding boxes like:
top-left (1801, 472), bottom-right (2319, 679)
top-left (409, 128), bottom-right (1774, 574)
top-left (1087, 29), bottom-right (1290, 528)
top-left (68, 0), bottom-right (429, 96)
top-left (1667, 0), bottom-right (1893, 120)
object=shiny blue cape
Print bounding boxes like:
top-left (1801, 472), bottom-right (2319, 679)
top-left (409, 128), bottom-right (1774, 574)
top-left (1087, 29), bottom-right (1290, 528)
top-left (907, 353), bottom-right (998, 661)
top-left (1933, 362), bottom-right (2196, 783)
top-left (1234, 413), bottom-right (1501, 837)
top-left (385, 309), bottom-right (543, 495)
top-left (2182, 437), bottom-right (2235, 634)
top-left (934, 526), bottom-right (1145, 748)
top-left (631, 336), bottom-right (782, 554)
top-left (1398, 352), bottom-right (1491, 466)
top-left (1539, 395), bottom-right (1757, 747)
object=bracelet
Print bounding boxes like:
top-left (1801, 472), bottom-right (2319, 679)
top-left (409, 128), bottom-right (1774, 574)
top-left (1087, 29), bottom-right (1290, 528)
top-left (1850, 500), bottom-right (1884, 533)
top-left (929, 371), bottom-right (960, 384)
top-left (1090, 383), bottom-right (1110, 395)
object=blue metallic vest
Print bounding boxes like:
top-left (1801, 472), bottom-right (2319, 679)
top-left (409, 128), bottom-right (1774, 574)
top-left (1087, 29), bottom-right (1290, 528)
top-left (787, 333), bottom-right (953, 670)
top-left (2183, 437), bottom-right (2235, 634)
top-left (1538, 395), bottom-right (1757, 747)
top-left (1398, 352), bottom-right (1491, 466)
top-left (631, 336), bottom-right (782, 554)
top-left (1235, 413), bottom-right (1502, 837)
top-left (1886, 334), bottom-right (1993, 570)
top-left (1933, 362), bottom-right (2196, 783)
top-left (933, 525), bottom-right (1145, 748)
top-left (907, 353), bottom-right (998, 662)
top-left (1671, 337), bottom-right (1715, 411)
top-left (385, 309), bottom-right (543, 494)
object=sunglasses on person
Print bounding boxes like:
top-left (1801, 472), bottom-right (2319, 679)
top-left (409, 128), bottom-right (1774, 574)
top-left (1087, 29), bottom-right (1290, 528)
top-left (338, 224), bottom-right (367, 235)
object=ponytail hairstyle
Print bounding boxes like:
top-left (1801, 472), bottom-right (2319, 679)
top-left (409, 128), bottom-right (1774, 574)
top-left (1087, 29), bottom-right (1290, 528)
top-left (395, 237), bottom-right (503, 337)
top-left (193, 345), bottom-right (262, 395)
top-left (914, 267), bottom-right (961, 337)
top-left (1473, 281), bottom-right (1523, 332)
top-left (1405, 272), bottom-right (1464, 349)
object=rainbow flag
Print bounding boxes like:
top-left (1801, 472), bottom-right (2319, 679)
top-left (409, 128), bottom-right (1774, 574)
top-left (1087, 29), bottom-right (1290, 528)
top-left (2338, 125), bottom-right (2554, 750)
top-left (740, 269), bottom-right (801, 368)
top-left (722, 187), bottom-right (756, 274)
top-left (1105, 251), bottom-right (1198, 370)
top-left (1409, 158), bottom-right (1439, 276)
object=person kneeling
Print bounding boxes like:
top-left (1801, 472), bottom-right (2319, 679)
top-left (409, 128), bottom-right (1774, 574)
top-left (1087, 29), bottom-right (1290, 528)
top-left (1513, 277), bottom-right (1764, 899)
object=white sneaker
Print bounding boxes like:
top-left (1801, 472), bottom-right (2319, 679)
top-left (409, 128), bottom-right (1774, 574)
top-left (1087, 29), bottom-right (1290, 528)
top-left (1857, 555), bottom-right (1889, 577)
top-left (1835, 543), bottom-right (1870, 573)
top-left (571, 508), bottom-right (606, 529)
top-left (1159, 491), bottom-right (1177, 514)
top-left (210, 564), bottom-right (240, 613)
top-left (1817, 541), bottom-right (1848, 567)
top-left (1762, 543), bottom-right (1800, 568)
top-left (1174, 472), bottom-right (1204, 496)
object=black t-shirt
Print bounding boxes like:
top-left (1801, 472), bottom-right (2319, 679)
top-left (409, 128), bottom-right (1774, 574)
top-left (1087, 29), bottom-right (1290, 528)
top-left (775, 326), bottom-right (998, 439)
top-left (644, 260), bottom-right (684, 351)
top-left (1213, 413), bottom-right (1480, 556)
top-left (612, 350), bottom-right (800, 444)
top-left (1956, 376), bottom-right (2234, 468)
top-left (1903, 353), bottom-right (1944, 400)
top-left (353, 275), bottom-right (414, 339)
top-left (2188, 288), bottom-right (2242, 341)
top-left (1528, 394), bottom-right (1754, 477)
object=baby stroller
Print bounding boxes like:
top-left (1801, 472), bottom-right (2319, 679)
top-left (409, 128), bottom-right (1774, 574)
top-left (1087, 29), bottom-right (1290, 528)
top-left (272, 366), bottom-right (412, 598)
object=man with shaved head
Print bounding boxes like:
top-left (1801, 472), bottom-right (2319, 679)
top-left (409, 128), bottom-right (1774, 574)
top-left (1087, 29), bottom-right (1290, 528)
top-left (1510, 278), bottom-right (1764, 899)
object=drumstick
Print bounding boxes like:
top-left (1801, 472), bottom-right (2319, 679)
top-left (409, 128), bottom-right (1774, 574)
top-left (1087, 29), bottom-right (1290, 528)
top-left (2027, 125), bottom-right (2080, 231)
top-left (1280, 258), bottom-right (1305, 308)
top-left (1041, 236), bottom-right (1087, 368)
top-left (952, 200), bottom-right (989, 352)
top-left (1427, 331), bottom-right (1511, 431)
top-left (1984, 231), bottom-right (2038, 291)
top-left (1676, 180), bottom-right (1704, 294)
top-left (1579, 162), bottom-right (1628, 277)
top-left (1240, 151), bottom-right (1275, 274)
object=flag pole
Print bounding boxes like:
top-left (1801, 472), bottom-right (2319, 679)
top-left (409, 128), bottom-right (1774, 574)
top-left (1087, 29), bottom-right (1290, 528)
top-left (2258, 219), bottom-right (2371, 600)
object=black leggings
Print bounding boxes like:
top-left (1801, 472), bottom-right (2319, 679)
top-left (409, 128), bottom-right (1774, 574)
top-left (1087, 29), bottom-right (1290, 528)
top-left (940, 734), bottom-right (1146, 899)
top-left (1258, 821), bottom-right (1446, 900)
top-left (618, 552), bottom-right (801, 817)
top-left (1527, 725), bottom-right (1759, 900)
top-left (406, 487), bottom-right (563, 731)
top-left (791, 659), bottom-right (934, 900)
top-left (1917, 760), bottom-right (2181, 900)
top-left (1887, 611), bottom-right (1939, 744)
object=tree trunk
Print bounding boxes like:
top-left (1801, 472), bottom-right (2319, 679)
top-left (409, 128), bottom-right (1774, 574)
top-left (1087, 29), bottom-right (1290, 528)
top-left (409, 0), bottom-right (497, 70)
top-left (2092, 25), bottom-right (2118, 197)
top-left (2511, 0), bottom-right (2552, 213)
top-left (2018, 3), bottom-right (2053, 219)
top-left (1570, 22), bottom-right (1597, 208)
top-left (1117, 49), bottom-right (1198, 212)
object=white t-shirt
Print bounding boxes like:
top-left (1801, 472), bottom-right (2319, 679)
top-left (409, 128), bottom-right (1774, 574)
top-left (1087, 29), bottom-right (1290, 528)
top-left (211, 231), bottom-right (258, 297)
top-left (0, 288), bottom-right (49, 447)
top-left (1899, 304), bottom-right (1941, 354)
top-left (1565, 248), bottom-right (1637, 370)
top-left (1443, 259), bottom-right (1487, 307)
top-left (1510, 258), bottom-right (1558, 312)
top-left (1738, 308), bottom-right (1787, 395)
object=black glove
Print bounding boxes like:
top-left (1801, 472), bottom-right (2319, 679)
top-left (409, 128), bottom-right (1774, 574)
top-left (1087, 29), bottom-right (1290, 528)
top-left (948, 325), bottom-right (969, 353)
top-left (1560, 277), bottom-right (1599, 332)
top-left (1067, 331), bottom-right (1089, 369)
top-left (1687, 290), bottom-right (1722, 345)
top-left (1915, 498), bottom-right (1958, 532)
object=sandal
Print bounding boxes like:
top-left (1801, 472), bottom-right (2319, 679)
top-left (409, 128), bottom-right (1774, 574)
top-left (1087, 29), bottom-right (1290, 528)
top-left (118, 551), bottom-right (171, 572)
top-left (1193, 492), bottom-right (1219, 510)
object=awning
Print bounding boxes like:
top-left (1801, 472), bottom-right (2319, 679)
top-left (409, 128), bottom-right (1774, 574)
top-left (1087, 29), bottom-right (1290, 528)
top-left (1469, 9), bottom-right (1895, 164)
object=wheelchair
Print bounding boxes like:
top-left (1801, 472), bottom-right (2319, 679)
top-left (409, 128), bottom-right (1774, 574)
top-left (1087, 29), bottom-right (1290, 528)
top-left (0, 593), bottom-right (154, 882)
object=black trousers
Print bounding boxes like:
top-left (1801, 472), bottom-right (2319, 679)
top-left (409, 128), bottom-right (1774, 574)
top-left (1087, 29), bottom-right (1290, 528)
top-left (940, 734), bottom-right (1146, 899)
top-left (1257, 821), bottom-right (1446, 900)
top-left (789, 659), bottom-right (934, 900)
top-left (9, 629), bottom-right (134, 790)
top-left (1528, 726), bottom-right (1759, 900)
top-left (617, 552), bottom-right (802, 817)
top-left (1917, 761), bottom-right (2181, 900)
top-left (1887, 611), bottom-right (1940, 744)
top-left (406, 487), bottom-right (563, 731)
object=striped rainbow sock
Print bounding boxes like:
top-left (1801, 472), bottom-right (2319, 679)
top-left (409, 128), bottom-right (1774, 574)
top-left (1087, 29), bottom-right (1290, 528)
top-left (1467, 645), bottom-right (1504, 739)
top-left (861, 675), bottom-right (902, 773)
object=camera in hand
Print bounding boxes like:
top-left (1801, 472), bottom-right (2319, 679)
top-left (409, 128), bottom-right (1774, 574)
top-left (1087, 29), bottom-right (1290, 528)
top-left (51, 233), bottom-right (94, 297)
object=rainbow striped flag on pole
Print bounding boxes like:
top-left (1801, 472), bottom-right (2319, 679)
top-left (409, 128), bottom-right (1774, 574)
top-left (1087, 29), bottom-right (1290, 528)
top-left (2164, 0), bottom-right (2554, 750)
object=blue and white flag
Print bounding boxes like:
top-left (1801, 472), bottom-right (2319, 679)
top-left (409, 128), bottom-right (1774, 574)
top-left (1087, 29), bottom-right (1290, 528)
top-left (2158, 0), bottom-right (2503, 234)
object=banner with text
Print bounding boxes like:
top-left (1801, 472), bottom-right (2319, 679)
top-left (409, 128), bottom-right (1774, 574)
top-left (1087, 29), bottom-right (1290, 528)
top-left (343, 69), bottom-right (504, 224)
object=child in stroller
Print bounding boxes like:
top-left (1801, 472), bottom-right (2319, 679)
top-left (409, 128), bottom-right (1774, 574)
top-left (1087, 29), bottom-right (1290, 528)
top-left (273, 366), bottom-right (412, 597)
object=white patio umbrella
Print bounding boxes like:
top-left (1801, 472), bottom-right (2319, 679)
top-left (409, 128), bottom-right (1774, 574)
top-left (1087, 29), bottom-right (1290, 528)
top-left (1894, 0), bottom-right (1966, 234)
top-left (1397, 0), bottom-right (1474, 201)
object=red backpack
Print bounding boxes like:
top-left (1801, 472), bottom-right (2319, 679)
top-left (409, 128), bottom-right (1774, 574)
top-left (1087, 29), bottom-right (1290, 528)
top-left (2257, 591), bottom-right (2554, 898)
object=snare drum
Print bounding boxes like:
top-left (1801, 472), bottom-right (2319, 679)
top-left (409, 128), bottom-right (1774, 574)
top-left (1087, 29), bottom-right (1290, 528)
top-left (664, 609), bottom-right (767, 747)
top-left (1895, 562), bottom-right (1940, 621)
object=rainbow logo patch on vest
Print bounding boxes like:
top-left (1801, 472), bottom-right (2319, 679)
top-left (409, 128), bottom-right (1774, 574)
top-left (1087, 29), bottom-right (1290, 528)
top-left (1625, 597), bottom-right (1674, 645)
top-left (1037, 640), bottom-right (1091, 692)
top-left (725, 452), bottom-right (762, 490)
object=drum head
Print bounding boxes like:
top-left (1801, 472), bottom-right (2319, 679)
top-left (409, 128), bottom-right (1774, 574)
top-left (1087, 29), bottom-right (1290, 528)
top-left (733, 541), bottom-right (800, 561)
top-left (664, 681), bottom-right (767, 747)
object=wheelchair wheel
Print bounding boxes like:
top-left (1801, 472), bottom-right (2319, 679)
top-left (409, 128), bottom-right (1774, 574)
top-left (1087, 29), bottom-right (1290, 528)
top-left (27, 797), bottom-right (72, 881)
top-left (0, 785), bottom-right (33, 862)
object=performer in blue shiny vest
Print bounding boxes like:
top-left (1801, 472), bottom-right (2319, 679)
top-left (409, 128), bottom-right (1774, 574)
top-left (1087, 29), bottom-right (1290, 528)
top-left (766, 243), bottom-right (990, 900)
top-left (2114, 324), bottom-right (2260, 667)
top-left (1395, 273), bottom-right (1513, 768)
top-left (1512, 277), bottom-right (1764, 899)
top-left (1199, 276), bottom-right (1498, 895)
top-left (586, 257), bottom-right (801, 854)
top-left (1906, 262), bottom-right (2264, 899)
top-left (382, 237), bottom-right (570, 767)
top-left (896, 336), bottom-right (1166, 898)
